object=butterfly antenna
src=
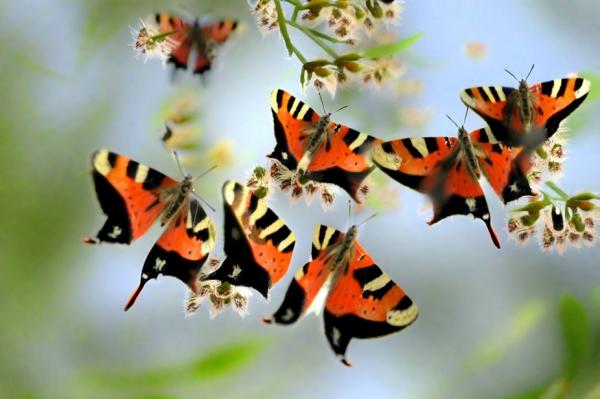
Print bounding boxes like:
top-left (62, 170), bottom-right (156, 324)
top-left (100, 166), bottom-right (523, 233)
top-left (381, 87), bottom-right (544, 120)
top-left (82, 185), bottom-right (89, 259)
top-left (358, 212), bottom-right (377, 227)
top-left (193, 192), bottom-right (216, 212)
top-left (504, 68), bottom-right (520, 83)
top-left (525, 64), bottom-right (535, 81)
top-left (173, 151), bottom-right (187, 178)
top-left (318, 91), bottom-right (327, 114)
top-left (193, 165), bottom-right (218, 182)
top-left (462, 107), bottom-right (469, 125)
top-left (446, 114), bottom-right (460, 129)
top-left (334, 105), bottom-right (349, 114)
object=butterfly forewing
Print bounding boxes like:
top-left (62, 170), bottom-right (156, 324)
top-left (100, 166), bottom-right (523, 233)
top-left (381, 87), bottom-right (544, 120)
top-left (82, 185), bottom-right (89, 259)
top-left (203, 181), bottom-right (296, 298)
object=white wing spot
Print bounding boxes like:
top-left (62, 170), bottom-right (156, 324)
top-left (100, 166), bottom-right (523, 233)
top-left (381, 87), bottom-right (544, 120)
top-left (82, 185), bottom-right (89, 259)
top-left (465, 198), bottom-right (477, 212)
top-left (108, 225), bottom-right (122, 239)
top-left (154, 258), bottom-right (166, 272)
top-left (229, 265), bottom-right (242, 279)
top-left (332, 327), bottom-right (341, 346)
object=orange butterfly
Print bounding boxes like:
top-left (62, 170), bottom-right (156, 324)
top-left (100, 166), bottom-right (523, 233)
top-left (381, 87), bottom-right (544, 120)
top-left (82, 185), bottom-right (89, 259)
top-left (372, 122), bottom-right (534, 248)
top-left (155, 13), bottom-right (237, 74)
top-left (460, 67), bottom-right (591, 148)
top-left (84, 149), bottom-right (216, 310)
top-left (264, 224), bottom-right (418, 366)
top-left (268, 89), bottom-right (380, 203)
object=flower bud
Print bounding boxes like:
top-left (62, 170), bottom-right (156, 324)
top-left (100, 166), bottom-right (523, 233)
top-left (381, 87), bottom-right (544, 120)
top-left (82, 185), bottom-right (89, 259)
top-left (551, 205), bottom-right (564, 231)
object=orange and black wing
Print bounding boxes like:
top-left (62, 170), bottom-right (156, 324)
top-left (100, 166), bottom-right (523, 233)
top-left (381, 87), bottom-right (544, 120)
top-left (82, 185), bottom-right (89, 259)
top-left (372, 137), bottom-right (500, 248)
top-left (204, 181), bottom-right (296, 298)
top-left (194, 20), bottom-right (238, 74)
top-left (268, 89), bottom-right (379, 201)
top-left (155, 13), bottom-right (192, 72)
top-left (125, 197), bottom-right (217, 310)
top-left (460, 78), bottom-right (590, 145)
top-left (324, 240), bottom-right (418, 366)
top-left (264, 224), bottom-right (341, 325)
top-left (89, 149), bottom-right (178, 244)
top-left (470, 128), bottom-right (535, 203)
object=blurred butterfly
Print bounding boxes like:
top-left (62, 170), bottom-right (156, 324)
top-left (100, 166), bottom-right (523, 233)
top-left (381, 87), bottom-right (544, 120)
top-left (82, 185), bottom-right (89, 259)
top-left (155, 13), bottom-right (237, 75)
top-left (460, 66), bottom-right (591, 148)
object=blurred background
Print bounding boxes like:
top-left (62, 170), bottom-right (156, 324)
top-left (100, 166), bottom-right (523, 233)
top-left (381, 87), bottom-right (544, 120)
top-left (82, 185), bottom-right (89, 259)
top-left (1, 1), bottom-right (600, 398)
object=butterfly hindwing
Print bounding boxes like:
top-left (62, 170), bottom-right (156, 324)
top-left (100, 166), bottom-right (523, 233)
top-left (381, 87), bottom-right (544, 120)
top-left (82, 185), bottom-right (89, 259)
top-left (125, 197), bottom-right (217, 310)
top-left (324, 240), bottom-right (418, 366)
top-left (265, 225), bottom-right (341, 325)
top-left (268, 89), bottom-right (379, 201)
top-left (90, 149), bottom-right (178, 244)
top-left (460, 78), bottom-right (590, 145)
top-left (204, 181), bottom-right (296, 298)
top-left (470, 128), bottom-right (534, 203)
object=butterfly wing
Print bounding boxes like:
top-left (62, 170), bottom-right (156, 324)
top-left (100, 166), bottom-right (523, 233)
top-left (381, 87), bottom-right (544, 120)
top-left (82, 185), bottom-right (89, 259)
top-left (204, 181), bottom-right (296, 298)
top-left (191, 20), bottom-right (238, 74)
top-left (372, 137), bottom-right (500, 248)
top-left (460, 78), bottom-right (590, 145)
top-left (125, 197), bottom-right (217, 310)
top-left (155, 13), bottom-right (192, 71)
top-left (264, 225), bottom-right (342, 325)
top-left (89, 149), bottom-right (178, 244)
top-left (470, 128), bottom-right (534, 203)
top-left (323, 241), bottom-right (418, 366)
top-left (268, 89), bottom-right (379, 201)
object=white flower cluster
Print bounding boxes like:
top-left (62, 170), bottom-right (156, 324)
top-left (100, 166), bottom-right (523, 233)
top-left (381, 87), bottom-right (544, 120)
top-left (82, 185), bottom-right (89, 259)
top-left (185, 278), bottom-right (252, 318)
top-left (528, 129), bottom-right (568, 188)
top-left (131, 18), bottom-right (175, 64)
top-left (251, 0), bottom-right (279, 36)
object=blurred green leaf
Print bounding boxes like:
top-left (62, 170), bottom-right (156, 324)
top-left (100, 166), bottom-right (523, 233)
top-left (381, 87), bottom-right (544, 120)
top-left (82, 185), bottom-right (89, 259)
top-left (464, 299), bottom-right (546, 372)
top-left (361, 32), bottom-right (423, 59)
top-left (190, 339), bottom-right (268, 381)
top-left (559, 295), bottom-right (591, 379)
top-left (89, 338), bottom-right (268, 390)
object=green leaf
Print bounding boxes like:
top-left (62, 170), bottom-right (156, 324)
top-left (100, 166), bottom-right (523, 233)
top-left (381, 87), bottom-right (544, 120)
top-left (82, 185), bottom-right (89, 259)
top-left (361, 32), bottom-right (423, 59)
top-left (464, 299), bottom-right (546, 372)
top-left (559, 295), bottom-right (591, 378)
top-left (190, 339), bottom-right (267, 381)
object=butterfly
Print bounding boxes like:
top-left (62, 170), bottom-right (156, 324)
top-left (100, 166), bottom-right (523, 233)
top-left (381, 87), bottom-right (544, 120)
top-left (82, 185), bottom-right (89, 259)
top-left (154, 13), bottom-right (237, 75)
top-left (264, 224), bottom-right (418, 366)
top-left (268, 89), bottom-right (380, 203)
top-left (460, 67), bottom-right (591, 148)
top-left (371, 123), bottom-right (535, 248)
top-left (202, 180), bottom-right (296, 299)
top-left (84, 149), bottom-right (217, 310)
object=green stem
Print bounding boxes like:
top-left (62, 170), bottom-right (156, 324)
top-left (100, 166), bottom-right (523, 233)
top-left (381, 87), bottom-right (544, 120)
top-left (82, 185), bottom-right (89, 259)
top-left (151, 30), bottom-right (177, 42)
top-left (273, 0), bottom-right (295, 56)
top-left (286, 19), bottom-right (338, 58)
top-left (545, 181), bottom-right (570, 201)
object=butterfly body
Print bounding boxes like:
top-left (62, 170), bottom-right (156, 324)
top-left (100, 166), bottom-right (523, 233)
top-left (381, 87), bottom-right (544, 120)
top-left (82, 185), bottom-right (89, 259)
top-left (86, 149), bottom-right (216, 310)
top-left (265, 224), bottom-right (418, 366)
top-left (460, 77), bottom-right (590, 147)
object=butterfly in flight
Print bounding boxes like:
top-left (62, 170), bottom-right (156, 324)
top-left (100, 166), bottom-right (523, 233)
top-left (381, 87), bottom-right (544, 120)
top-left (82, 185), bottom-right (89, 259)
top-left (268, 89), bottom-right (380, 203)
top-left (460, 66), bottom-right (591, 148)
top-left (264, 223), bottom-right (418, 366)
top-left (83, 149), bottom-right (216, 310)
top-left (372, 116), bottom-right (534, 248)
top-left (153, 13), bottom-right (237, 75)
top-left (200, 180), bottom-right (296, 300)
